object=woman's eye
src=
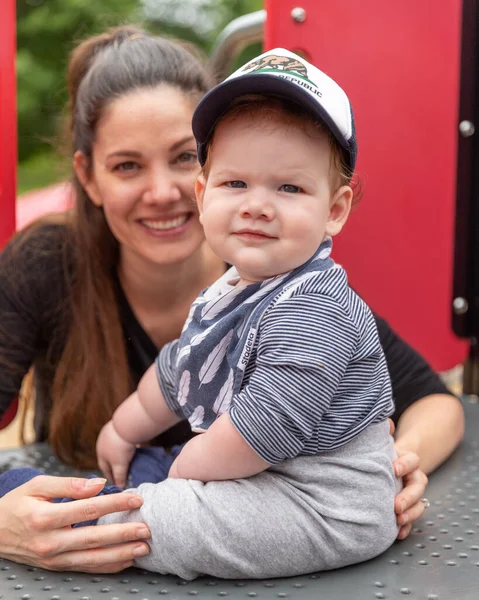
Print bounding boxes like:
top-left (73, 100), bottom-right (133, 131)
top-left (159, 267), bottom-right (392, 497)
top-left (225, 180), bottom-right (246, 189)
top-left (280, 184), bottom-right (301, 194)
top-left (176, 151), bottom-right (198, 164)
top-left (115, 161), bottom-right (138, 173)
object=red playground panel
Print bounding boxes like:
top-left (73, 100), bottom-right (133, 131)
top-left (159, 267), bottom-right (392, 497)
top-left (0, 0), bottom-right (16, 250)
top-left (265, 0), bottom-right (468, 371)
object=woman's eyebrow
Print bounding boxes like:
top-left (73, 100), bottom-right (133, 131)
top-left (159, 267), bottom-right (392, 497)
top-left (170, 135), bottom-right (195, 151)
top-left (106, 150), bottom-right (142, 159)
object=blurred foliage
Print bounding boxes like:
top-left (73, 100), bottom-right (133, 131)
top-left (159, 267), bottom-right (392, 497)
top-left (16, 0), bottom-right (262, 191)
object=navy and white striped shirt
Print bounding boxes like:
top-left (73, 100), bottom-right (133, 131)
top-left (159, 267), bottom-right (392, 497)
top-left (156, 238), bottom-right (394, 465)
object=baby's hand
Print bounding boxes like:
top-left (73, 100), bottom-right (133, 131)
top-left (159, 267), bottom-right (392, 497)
top-left (96, 420), bottom-right (137, 488)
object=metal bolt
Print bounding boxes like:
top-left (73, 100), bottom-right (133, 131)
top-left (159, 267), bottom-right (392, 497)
top-left (453, 297), bottom-right (469, 315)
top-left (459, 120), bottom-right (475, 137)
top-left (291, 7), bottom-right (306, 23)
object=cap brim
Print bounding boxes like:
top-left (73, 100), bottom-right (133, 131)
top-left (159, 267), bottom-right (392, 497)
top-left (193, 72), bottom-right (351, 167)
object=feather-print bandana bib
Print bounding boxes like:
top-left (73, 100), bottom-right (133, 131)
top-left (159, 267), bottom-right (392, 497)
top-left (174, 237), bottom-right (334, 432)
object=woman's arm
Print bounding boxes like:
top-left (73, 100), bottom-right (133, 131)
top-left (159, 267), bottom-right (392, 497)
top-left (394, 393), bottom-right (464, 475)
top-left (0, 475), bottom-right (151, 572)
top-left (375, 314), bottom-right (465, 538)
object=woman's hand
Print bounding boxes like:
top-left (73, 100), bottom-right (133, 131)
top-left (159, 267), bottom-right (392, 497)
top-left (0, 475), bottom-right (151, 572)
top-left (390, 420), bottom-right (428, 540)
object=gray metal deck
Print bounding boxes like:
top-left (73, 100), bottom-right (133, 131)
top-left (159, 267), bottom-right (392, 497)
top-left (1, 397), bottom-right (479, 599)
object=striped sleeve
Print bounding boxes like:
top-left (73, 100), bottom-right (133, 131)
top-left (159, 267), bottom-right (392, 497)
top-left (155, 339), bottom-right (183, 417)
top-left (228, 294), bottom-right (358, 464)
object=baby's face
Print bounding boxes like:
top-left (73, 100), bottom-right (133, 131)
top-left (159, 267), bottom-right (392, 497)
top-left (196, 111), bottom-right (350, 286)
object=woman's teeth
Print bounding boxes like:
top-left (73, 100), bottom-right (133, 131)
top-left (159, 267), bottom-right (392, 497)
top-left (141, 215), bottom-right (188, 230)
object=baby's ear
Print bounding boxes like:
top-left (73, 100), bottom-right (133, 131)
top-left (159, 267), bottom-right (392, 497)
top-left (195, 174), bottom-right (206, 218)
top-left (325, 185), bottom-right (353, 237)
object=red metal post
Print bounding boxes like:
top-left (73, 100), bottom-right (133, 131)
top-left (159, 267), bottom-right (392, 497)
top-left (264, 0), bottom-right (467, 371)
top-left (0, 0), bottom-right (17, 249)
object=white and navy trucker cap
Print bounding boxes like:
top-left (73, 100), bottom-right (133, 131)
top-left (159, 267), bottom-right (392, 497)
top-left (192, 47), bottom-right (357, 171)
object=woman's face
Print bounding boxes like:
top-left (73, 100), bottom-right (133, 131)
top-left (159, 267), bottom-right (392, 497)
top-left (76, 85), bottom-right (205, 269)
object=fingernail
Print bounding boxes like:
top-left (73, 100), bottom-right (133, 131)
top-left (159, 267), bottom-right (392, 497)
top-left (137, 527), bottom-right (150, 538)
top-left (128, 497), bottom-right (143, 509)
top-left (395, 466), bottom-right (403, 477)
top-left (400, 501), bottom-right (407, 513)
top-left (400, 513), bottom-right (409, 524)
top-left (133, 544), bottom-right (150, 557)
top-left (85, 478), bottom-right (107, 487)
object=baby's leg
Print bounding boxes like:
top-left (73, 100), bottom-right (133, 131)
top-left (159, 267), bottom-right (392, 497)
top-left (98, 421), bottom-right (400, 580)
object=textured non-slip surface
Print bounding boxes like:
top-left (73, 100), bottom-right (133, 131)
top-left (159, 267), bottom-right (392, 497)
top-left (0, 397), bottom-right (478, 599)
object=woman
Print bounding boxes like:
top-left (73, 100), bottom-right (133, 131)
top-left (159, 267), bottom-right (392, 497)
top-left (0, 25), bottom-right (464, 573)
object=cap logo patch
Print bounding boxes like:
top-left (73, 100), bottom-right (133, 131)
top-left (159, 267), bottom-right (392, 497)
top-left (242, 54), bottom-right (322, 98)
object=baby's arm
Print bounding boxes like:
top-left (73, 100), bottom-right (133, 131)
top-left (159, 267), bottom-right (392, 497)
top-left (169, 412), bottom-right (270, 481)
top-left (97, 364), bottom-right (182, 486)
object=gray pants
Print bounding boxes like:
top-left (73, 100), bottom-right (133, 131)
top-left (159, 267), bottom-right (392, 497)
top-left (98, 420), bottom-right (400, 579)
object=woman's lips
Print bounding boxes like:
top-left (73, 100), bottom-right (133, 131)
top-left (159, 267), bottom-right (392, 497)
top-left (138, 213), bottom-right (194, 237)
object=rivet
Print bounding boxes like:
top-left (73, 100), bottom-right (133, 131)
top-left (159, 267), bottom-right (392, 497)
top-left (291, 7), bottom-right (306, 23)
top-left (443, 544), bottom-right (453, 549)
top-left (159, 591), bottom-right (168, 595)
top-left (418, 560), bottom-right (428, 565)
top-left (188, 592), bottom-right (199, 596)
top-left (400, 588), bottom-right (411, 595)
top-left (128, 590), bottom-right (139, 594)
top-left (458, 552), bottom-right (468, 558)
top-left (374, 582), bottom-right (385, 588)
top-left (431, 552), bottom-right (441, 557)
top-left (459, 120), bottom-right (475, 137)
top-left (248, 593), bottom-right (257, 598)
top-left (375, 594), bottom-right (385, 599)
top-left (446, 560), bottom-right (457, 566)
top-left (453, 297), bottom-right (469, 314)
top-left (427, 595), bottom-right (439, 600)
top-left (265, 583), bottom-right (275, 587)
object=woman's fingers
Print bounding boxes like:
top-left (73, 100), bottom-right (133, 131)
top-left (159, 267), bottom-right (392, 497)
top-left (34, 540), bottom-right (150, 572)
top-left (42, 522), bottom-right (151, 554)
top-left (51, 492), bottom-right (145, 530)
top-left (396, 496), bottom-right (426, 526)
top-left (397, 522), bottom-right (413, 541)
top-left (393, 450), bottom-right (420, 478)
top-left (25, 475), bottom-right (108, 500)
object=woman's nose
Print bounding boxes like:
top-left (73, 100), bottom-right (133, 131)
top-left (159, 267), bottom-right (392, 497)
top-left (143, 171), bottom-right (182, 205)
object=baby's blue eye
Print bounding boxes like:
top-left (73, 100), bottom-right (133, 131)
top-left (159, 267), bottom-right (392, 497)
top-left (226, 180), bottom-right (246, 188)
top-left (280, 184), bottom-right (301, 193)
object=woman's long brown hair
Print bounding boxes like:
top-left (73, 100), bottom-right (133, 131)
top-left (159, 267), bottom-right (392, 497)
top-left (17, 26), bottom-right (212, 468)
